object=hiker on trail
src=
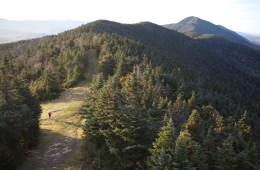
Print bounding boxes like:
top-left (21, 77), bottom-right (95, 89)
top-left (48, 112), bottom-right (52, 119)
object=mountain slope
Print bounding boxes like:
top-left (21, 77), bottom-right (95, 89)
top-left (164, 16), bottom-right (254, 47)
top-left (81, 20), bottom-right (260, 102)
top-left (77, 21), bottom-right (260, 169)
top-left (1, 20), bottom-right (259, 114)
top-left (1, 19), bottom-right (260, 169)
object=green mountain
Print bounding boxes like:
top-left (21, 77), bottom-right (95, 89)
top-left (164, 16), bottom-right (257, 48)
top-left (0, 19), bottom-right (259, 169)
top-left (84, 20), bottom-right (260, 111)
top-left (1, 19), bottom-right (259, 114)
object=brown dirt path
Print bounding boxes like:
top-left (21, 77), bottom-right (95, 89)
top-left (17, 81), bottom-right (89, 170)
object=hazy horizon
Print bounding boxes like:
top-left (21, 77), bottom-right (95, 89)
top-left (1, 0), bottom-right (260, 35)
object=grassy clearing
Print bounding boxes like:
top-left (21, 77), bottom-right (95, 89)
top-left (18, 54), bottom-right (98, 170)
top-left (17, 80), bottom-right (89, 170)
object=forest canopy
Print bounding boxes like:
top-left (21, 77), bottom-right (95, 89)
top-left (0, 20), bottom-right (259, 169)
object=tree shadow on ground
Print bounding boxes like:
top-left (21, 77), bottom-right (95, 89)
top-left (17, 129), bottom-right (84, 170)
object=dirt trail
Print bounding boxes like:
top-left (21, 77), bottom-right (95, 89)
top-left (18, 81), bottom-right (89, 170)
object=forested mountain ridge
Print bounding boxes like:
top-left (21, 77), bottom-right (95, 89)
top-left (164, 16), bottom-right (259, 49)
top-left (0, 19), bottom-right (260, 169)
top-left (78, 20), bottom-right (260, 114)
top-left (1, 20), bottom-right (259, 115)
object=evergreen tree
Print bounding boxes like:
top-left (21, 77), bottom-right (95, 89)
top-left (203, 126), bottom-right (217, 169)
top-left (216, 135), bottom-right (236, 169)
top-left (0, 58), bottom-right (41, 169)
top-left (187, 91), bottom-right (196, 109)
top-left (236, 111), bottom-right (251, 141)
top-left (173, 130), bottom-right (196, 170)
top-left (173, 129), bottom-right (207, 170)
top-left (185, 109), bottom-right (204, 142)
top-left (171, 93), bottom-right (190, 129)
top-left (148, 117), bottom-right (175, 170)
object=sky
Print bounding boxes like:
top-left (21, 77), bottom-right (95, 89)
top-left (1, 0), bottom-right (260, 34)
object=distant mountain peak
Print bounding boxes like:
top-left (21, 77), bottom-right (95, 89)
top-left (163, 16), bottom-right (255, 48)
top-left (179, 16), bottom-right (199, 23)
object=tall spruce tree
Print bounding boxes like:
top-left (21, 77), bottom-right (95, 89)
top-left (185, 109), bottom-right (204, 143)
top-left (147, 117), bottom-right (175, 170)
top-left (216, 135), bottom-right (236, 169)
top-left (173, 129), bottom-right (207, 170)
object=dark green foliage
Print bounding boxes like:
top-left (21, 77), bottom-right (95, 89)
top-left (30, 70), bottom-right (60, 100)
top-left (81, 61), bottom-right (170, 169)
top-left (0, 33), bottom-right (90, 100)
top-left (81, 54), bottom-right (259, 169)
top-left (173, 130), bottom-right (204, 170)
top-left (0, 58), bottom-right (41, 169)
top-left (1, 20), bottom-right (259, 115)
top-left (147, 117), bottom-right (175, 170)
top-left (184, 109), bottom-right (204, 143)
top-left (216, 135), bottom-right (237, 169)
top-left (0, 19), bottom-right (259, 169)
top-left (75, 20), bottom-right (260, 169)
